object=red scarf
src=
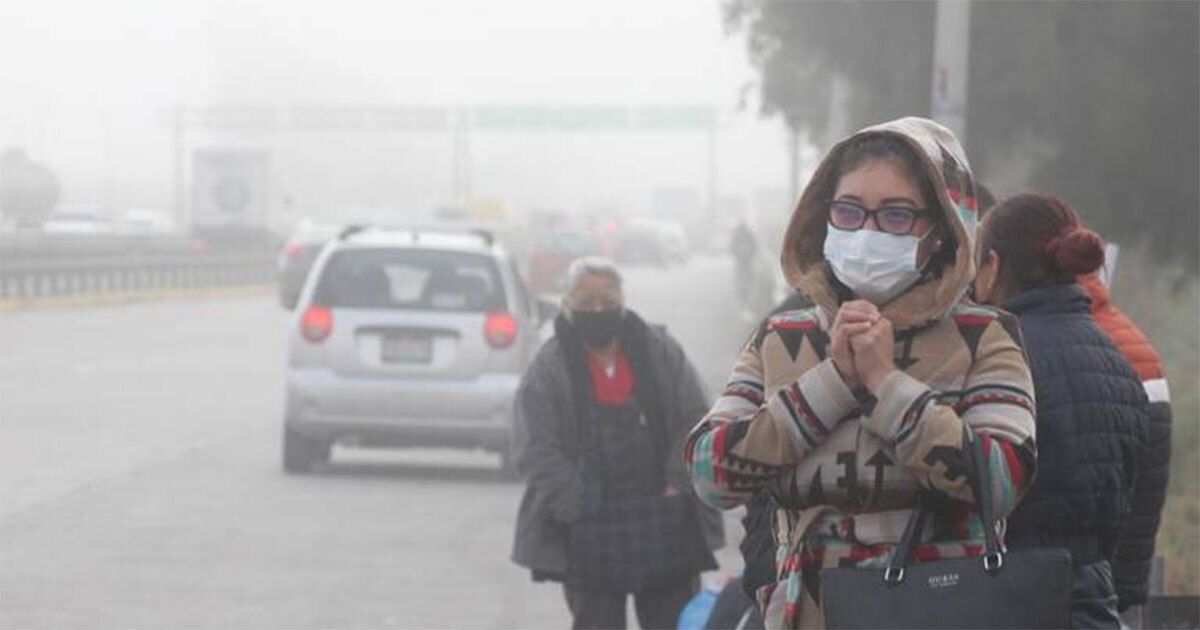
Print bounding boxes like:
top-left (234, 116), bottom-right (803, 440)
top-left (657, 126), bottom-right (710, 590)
top-left (587, 346), bottom-right (633, 405)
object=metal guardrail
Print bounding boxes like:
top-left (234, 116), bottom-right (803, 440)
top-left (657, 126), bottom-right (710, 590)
top-left (0, 255), bottom-right (275, 299)
top-left (1124, 556), bottom-right (1200, 629)
top-left (0, 233), bottom-right (277, 300)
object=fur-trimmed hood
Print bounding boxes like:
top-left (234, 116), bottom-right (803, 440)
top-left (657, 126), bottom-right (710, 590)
top-left (781, 116), bottom-right (983, 329)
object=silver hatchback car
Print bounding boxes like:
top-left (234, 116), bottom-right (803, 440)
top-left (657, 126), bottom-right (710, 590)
top-left (282, 225), bottom-right (552, 473)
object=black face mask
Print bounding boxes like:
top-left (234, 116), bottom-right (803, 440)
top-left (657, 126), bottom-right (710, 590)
top-left (572, 308), bottom-right (623, 348)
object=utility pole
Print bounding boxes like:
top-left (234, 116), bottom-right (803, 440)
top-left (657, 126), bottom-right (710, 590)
top-left (787, 125), bottom-right (801, 204)
top-left (173, 102), bottom-right (186, 228)
top-left (450, 109), bottom-right (471, 206)
top-left (706, 115), bottom-right (718, 226)
top-left (825, 73), bottom-right (850, 149)
top-left (931, 0), bottom-right (971, 143)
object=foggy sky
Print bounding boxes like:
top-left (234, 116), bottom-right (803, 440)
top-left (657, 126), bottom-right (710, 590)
top-left (0, 0), bottom-right (792, 221)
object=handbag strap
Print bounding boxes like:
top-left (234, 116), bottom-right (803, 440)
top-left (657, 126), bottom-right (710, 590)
top-left (962, 428), bottom-right (1004, 571)
top-left (884, 428), bottom-right (1003, 583)
top-left (885, 492), bottom-right (930, 582)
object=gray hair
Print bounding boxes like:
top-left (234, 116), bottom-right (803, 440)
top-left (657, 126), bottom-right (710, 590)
top-left (564, 256), bottom-right (623, 294)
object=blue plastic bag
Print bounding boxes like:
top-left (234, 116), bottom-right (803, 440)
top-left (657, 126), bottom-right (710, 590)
top-left (676, 587), bottom-right (719, 630)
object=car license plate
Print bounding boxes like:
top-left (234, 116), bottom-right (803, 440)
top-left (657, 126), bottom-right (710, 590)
top-left (381, 335), bottom-right (432, 363)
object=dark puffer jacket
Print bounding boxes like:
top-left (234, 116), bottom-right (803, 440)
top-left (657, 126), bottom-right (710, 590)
top-left (1003, 283), bottom-right (1150, 565)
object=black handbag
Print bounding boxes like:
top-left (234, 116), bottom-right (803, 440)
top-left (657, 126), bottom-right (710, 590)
top-left (821, 437), bottom-right (1073, 629)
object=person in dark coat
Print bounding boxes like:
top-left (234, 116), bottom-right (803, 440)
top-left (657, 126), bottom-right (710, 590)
top-left (730, 218), bottom-right (760, 308)
top-left (730, 218), bottom-right (757, 271)
top-left (972, 193), bottom-right (1150, 629)
top-left (510, 256), bottom-right (725, 630)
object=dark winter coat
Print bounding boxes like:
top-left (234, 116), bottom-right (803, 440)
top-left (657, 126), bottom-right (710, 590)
top-left (510, 310), bottom-right (725, 578)
top-left (1003, 283), bottom-right (1150, 566)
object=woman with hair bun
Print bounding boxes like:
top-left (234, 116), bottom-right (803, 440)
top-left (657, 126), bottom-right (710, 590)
top-left (973, 193), bottom-right (1150, 629)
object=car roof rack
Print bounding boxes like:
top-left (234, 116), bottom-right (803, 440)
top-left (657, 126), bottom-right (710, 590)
top-left (337, 224), bottom-right (370, 240)
top-left (336, 223), bottom-right (495, 247)
top-left (466, 228), bottom-right (494, 247)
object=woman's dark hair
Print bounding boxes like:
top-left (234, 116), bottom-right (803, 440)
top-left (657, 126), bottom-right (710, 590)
top-left (980, 193), bottom-right (1105, 291)
top-left (831, 134), bottom-right (956, 270)
top-left (835, 135), bottom-right (940, 207)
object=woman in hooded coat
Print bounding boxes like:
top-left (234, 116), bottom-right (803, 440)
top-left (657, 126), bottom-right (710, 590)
top-left (685, 117), bottom-right (1038, 629)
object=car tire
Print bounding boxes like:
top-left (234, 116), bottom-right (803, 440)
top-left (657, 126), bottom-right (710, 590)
top-left (282, 426), bottom-right (331, 473)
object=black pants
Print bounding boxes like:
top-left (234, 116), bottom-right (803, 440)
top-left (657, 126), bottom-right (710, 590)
top-left (563, 575), bottom-right (698, 630)
top-left (1071, 561), bottom-right (1122, 629)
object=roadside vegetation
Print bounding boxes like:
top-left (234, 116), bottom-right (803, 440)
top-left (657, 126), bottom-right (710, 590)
top-left (1111, 245), bottom-right (1199, 595)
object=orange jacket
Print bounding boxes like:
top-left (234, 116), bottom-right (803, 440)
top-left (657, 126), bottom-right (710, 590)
top-left (1079, 273), bottom-right (1167, 397)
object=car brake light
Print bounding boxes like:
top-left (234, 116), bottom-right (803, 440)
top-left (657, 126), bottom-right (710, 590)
top-left (484, 311), bottom-right (518, 349)
top-left (284, 243), bottom-right (303, 257)
top-left (301, 305), bottom-right (333, 342)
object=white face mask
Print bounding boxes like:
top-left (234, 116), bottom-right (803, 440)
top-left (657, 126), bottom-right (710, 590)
top-left (824, 226), bottom-right (932, 305)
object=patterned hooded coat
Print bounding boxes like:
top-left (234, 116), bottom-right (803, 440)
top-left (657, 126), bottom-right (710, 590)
top-left (685, 117), bottom-right (1038, 628)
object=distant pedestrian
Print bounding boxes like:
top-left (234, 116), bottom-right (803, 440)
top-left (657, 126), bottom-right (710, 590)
top-left (511, 257), bottom-right (725, 630)
top-left (730, 219), bottom-right (758, 302)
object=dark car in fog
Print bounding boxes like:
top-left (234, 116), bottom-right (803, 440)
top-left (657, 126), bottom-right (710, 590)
top-left (282, 225), bottom-right (553, 474)
top-left (277, 220), bottom-right (341, 309)
top-left (526, 231), bottom-right (606, 294)
top-left (612, 219), bottom-right (688, 267)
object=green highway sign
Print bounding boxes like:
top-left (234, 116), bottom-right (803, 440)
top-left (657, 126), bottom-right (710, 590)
top-left (178, 104), bottom-right (719, 132)
top-left (632, 106), bottom-right (717, 129)
top-left (473, 105), bottom-right (628, 130)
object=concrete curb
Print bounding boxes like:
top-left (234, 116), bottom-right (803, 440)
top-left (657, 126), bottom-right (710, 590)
top-left (0, 285), bottom-right (275, 314)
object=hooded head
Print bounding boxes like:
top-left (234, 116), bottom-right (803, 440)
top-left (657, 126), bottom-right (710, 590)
top-left (781, 117), bottom-right (981, 329)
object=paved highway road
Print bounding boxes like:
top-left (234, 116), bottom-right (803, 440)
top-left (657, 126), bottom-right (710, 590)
top-left (0, 255), bottom-right (753, 629)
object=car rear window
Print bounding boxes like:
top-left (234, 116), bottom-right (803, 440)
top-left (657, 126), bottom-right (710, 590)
top-left (538, 232), bottom-right (601, 255)
top-left (314, 248), bottom-right (506, 312)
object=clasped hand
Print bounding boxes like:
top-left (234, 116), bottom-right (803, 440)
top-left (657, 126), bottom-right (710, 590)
top-left (831, 300), bottom-right (896, 392)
